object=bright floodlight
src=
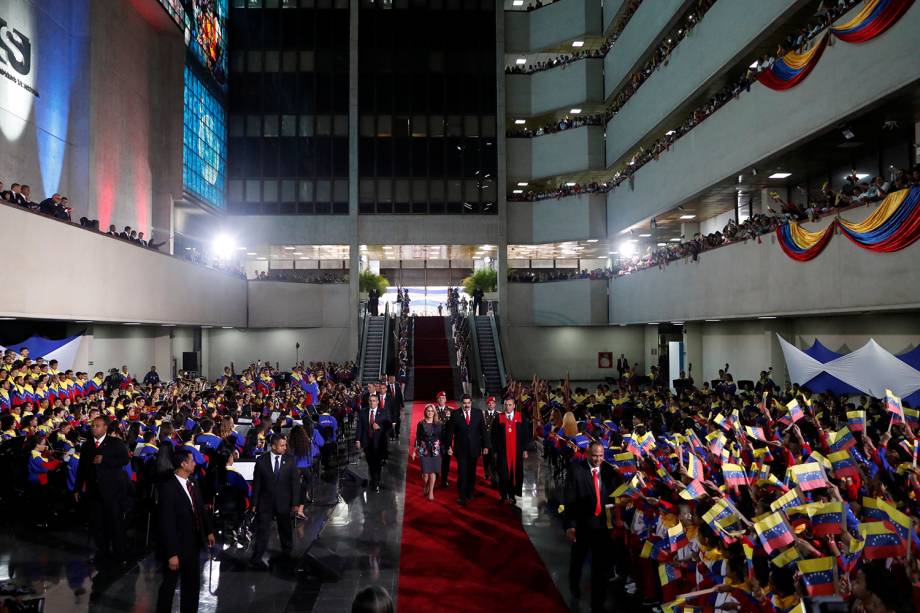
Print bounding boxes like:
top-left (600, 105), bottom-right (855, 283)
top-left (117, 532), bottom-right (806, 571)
top-left (212, 234), bottom-right (236, 260)
top-left (618, 241), bottom-right (636, 258)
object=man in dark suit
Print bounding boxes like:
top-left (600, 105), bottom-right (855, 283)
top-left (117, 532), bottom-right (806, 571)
top-left (490, 397), bottom-right (531, 505)
top-left (355, 393), bottom-right (391, 492)
top-left (156, 448), bottom-right (215, 613)
top-left (386, 374), bottom-right (404, 439)
top-left (445, 394), bottom-right (488, 506)
top-left (250, 433), bottom-right (301, 569)
top-left (481, 396), bottom-right (500, 487)
top-left (75, 416), bottom-right (130, 565)
top-left (564, 442), bottom-right (618, 611)
top-left (376, 381), bottom-right (395, 461)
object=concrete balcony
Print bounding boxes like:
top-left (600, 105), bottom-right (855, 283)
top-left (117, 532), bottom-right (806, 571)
top-left (247, 281), bottom-right (350, 328)
top-left (603, 0), bottom-right (690, 98)
top-left (507, 193), bottom-right (606, 244)
top-left (506, 59), bottom-right (604, 117)
top-left (603, 0), bottom-right (625, 33)
top-left (508, 278), bottom-right (609, 325)
top-left (505, 0), bottom-right (602, 52)
top-left (607, 3), bottom-right (920, 234)
top-left (507, 125), bottom-right (606, 181)
top-left (605, 0), bottom-right (808, 165)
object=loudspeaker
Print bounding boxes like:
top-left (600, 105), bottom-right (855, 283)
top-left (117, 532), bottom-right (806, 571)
top-left (299, 544), bottom-right (344, 581)
top-left (340, 464), bottom-right (369, 486)
top-left (182, 352), bottom-right (199, 372)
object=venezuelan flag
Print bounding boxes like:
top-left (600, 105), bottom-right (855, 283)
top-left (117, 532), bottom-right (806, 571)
top-left (904, 407), bottom-right (920, 429)
top-left (722, 463), bottom-right (748, 488)
top-left (828, 427), bottom-right (856, 453)
top-left (876, 498), bottom-right (912, 545)
top-left (679, 479), bottom-right (706, 501)
top-left (658, 563), bottom-right (681, 587)
top-left (859, 521), bottom-right (906, 560)
top-left (758, 34), bottom-right (829, 91)
top-left (611, 451), bottom-right (637, 476)
top-left (744, 426), bottom-right (767, 442)
top-left (847, 409), bottom-right (866, 432)
top-left (790, 463), bottom-right (828, 492)
top-left (685, 452), bottom-right (702, 480)
top-left (771, 545), bottom-right (801, 568)
top-left (810, 501), bottom-right (844, 537)
top-left (885, 388), bottom-right (905, 421)
top-left (771, 489), bottom-right (804, 513)
top-left (830, 0), bottom-right (916, 44)
top-left (755, 512), bottom-right (795, 554)
top-left (797, 557), bottom-right (836, 597)
top-left (828, 450), bottom-right (860, 479)
top-left (668, 523), bottom-right (690, 552)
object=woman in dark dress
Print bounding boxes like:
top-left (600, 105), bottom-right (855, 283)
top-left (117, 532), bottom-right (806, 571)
top-left (411, 404), bottom-right (442, 502)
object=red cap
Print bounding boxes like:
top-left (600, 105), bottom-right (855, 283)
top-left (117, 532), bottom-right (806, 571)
top-left (436, 391), bottom-right (446, 398)
top-left (487, 396), bottom-right (496, 402)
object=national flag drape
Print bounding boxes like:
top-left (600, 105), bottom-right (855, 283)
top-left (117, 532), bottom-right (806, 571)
top-left (830, 0), bottom-right (916, 43)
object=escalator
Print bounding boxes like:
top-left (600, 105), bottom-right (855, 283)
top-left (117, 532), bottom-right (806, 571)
top-left (472, 315), bottom-right (506, 398)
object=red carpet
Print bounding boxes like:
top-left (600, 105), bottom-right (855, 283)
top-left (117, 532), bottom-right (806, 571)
top-left (412, 316), bottom-right (454, 402)
top-left (396, 402), bottom-right (568, 613)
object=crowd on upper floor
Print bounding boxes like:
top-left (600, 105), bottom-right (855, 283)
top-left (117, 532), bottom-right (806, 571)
top-left (250, 269), bottom-right (348, 284)
top-left (507, 267), bottom-right (616, 283)
top-left (504, 363), bottom-right (920, 611)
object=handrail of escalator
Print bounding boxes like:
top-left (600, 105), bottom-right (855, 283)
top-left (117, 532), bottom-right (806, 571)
top-left (489, 314), bottom-right (508, 391)
top-left (379, 301), bottom-right (391, 380)
top-left (468, 313), bottom-right (486, 398)
top-left (358, 302), bottom-right (370, 384)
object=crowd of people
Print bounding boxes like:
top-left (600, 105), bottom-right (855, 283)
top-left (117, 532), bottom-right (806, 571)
top-left (251, 269), bottom-right (348, 284)
top-left (0, 348), bottom-right (365, 609)
top-left (508, 0), bottom-right (865, 203)
top-left (451, 313), bottom-right (472, 397)
top-left (505, 1), bottom-right (643, 76)
top-left (507, 267), bottom-right (616, 283)
top-left (500, 363), bottom-right (920, 611)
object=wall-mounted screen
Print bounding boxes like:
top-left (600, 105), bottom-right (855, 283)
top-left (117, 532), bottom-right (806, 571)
top-left (183, 66), bottom-right (226, 210)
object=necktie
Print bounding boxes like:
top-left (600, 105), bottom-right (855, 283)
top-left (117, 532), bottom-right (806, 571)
top-left (592, 468), bottom-right (601, 517)
top-left (464, 410), bottom-right (470, 425)
top-left (186, 480), bottom-right (200, 524)
top-left (370, 409), bottom-right (376, 429)
top-left (274, 454), bottom-right (280, 478)
top-left (94, 440), bottom-right (101, 448)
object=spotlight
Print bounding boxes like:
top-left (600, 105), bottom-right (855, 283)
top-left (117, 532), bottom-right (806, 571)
top-left (841, 127), bottom-right (855, 140)
top-left (618, 241), bottom-right (636, 258)
top-left (212, 234), bottom-right (236, 260)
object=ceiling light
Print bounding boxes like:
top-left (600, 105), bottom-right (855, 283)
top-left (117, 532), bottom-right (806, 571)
top-left (657, 242), bottom-right (666, 247)
top-left (565, 182), bottom-right (577, 187)
top-left (74, 320), bottom-right (93, 323)
top-left (236, 246), bottom-right (247, 250)
top-left (512, 189), bottom-right (523, 194)
top-left (517, 182), bottom-right (528, 186)
top-left (292, 251), bottom-right (303, 255)
top-left (671, 321), bottom-right (684, 325)
top-left (512, 0), bottom-right (523, 5)
top-left (638, 233), bottom-right (651, 238)
top-left (705, 319), bottom-right (721, 322)
top-left (853, 173), bottom-right (870, 180)
top-left (647, 322), bottom-right (659, 325)
top-left (665, 130), bottom-right (676, 136)
top-left (222, 326), bottom-right (234, 329)
top-left (201, 326), bottom-right (213, 329)
top-left (757, 316), bottom-right (777, 320)
top-left (679, 214), bottom-right (696, 220)
top-left (162, 324), bottom-right (176, 327)
top-left (515, 58), bottom-right (526, 65)
top-left (514, 119), bottom-right (526, 125)
top-left (247, 252), bottom-right (257, 256)
top-left (0, 317), bottom-right (16, 321)
top-left (571, 40), bottom-right (584, 47)
top-left (769, 172), bottom-right (792, 179)
top-left (586, 239), bottom-right (598, 243)
top-left (570, 108), bottom-right (582, 114)
top-left (256, 257), bottom-right (266, 260)
top-left (749, 61), bottom-right (758, 69)
top-left (299, 257), bottom-right (309, 260)
top-left (122, 322), bottom-right (141, 326)
top-left (670, 237), bottom-right (681, 242)
top-left (283, 246), bottom-right (296, 250)
top-left (618, 241), bottom-right (635, 258)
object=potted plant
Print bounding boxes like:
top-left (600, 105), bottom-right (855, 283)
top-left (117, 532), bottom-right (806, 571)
top-left (359, 269), bottom-right (389, 299)
top-left (462, 268), bottom-right (498, 308)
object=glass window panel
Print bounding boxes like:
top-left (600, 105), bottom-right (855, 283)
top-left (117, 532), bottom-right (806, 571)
top-left (481, 115), bottom-right (496, 137)
top-left (299, 180), bottom-right (314, 202)
top-left (334, 180), bottom-right (348, 201)
top-left (447, 180), bottom-right (462, 201)
top-left (280, 115), bottom-right (296, 137)
top-left (395, 179), bottom-right (409, 202)
top-left (429, 115), bottom-right (445, 137)
top-left (446, 115), bottom-right (463, 137)
top-left (300, 0), bottom-right (315, 6)
top-left (265, 51), bottom-right (280, 72)
top-left (430, 180), bottom-right (444, 200)
top-left (315, 115), bottom-right (332, 136)
top-left (263, 180), bottom-right (278, 201)
top-left (316, 180), bottom-right (331, 202)
top-left (464, 180), bottom-right (479, 202)
top-left (300, 51), bottom-right (315, 72)
top-left (282, 51), bottom-right (298, 72)
top-left (429, 51), bottom-right (444, 72)
top-left (334, 115), bottom-right (347, 136)
top-left (245, 180), bottom-right (261, 202)
top-left (411, 115), bottom-right (426, 137)
top-left (263, 115), bottom-right (279, 137)
top-left (247, 50), bottom-right (262, 72)
top-left (464, 115), bottom-right (479, 137)
top-left (246, 115), bottom-right (261, 137)
top-left (360, 115), bottom-right (375, 137)
top-left (265, 0), bottom-right (279, 7)
top-left (281, 180), bottom-right (296, 201)
top-left (376, 115), bottom-right (392, 137)
top-left (233, 0), bottom-right (245, 8)
top-left (359, 179), bottom-right (375, 203)
top-left (231, 51), bottom-right (245, 73)
top-left (282, 0), bottom-right (298, 6)
top-left (393, 116), bottom-right (410, 138)
top-left (247, 0), bottom-right (262, 7)
top-left (377, 179), bottom-right (392, 203)
top-left (229, 115), bottom-right (244, 137)
top-left (229, 180), bottom-right (244, 201)
top-left (298, 115), bottom-right (314, 137)
top-left (411, 180), bottom-right (427, 202)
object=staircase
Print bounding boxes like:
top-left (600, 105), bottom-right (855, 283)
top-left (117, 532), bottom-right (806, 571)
top-left (361, 316), bottom-right (385, 384)
top-left (474, 316), bottom-right (504, 397)
top-left (412, 317), bottom-right (455, 402)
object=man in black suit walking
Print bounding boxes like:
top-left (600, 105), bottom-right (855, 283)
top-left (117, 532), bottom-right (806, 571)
top-left (156, 448), bottom-right (215, 613)
top-left (355, 393), bottom-right (391, 492)
top-left (250, 433), bottom-right (301, 569)
top-left (376, 381), bottom-right (395, 461)
top-left (445, 394), bottom-right (488, 506)
top-left (386, 374), bottom-right (404, 439)
top-left (564, 442), bottom-right (618, 611)
top-left (75, 416), bottom-right (130, 565)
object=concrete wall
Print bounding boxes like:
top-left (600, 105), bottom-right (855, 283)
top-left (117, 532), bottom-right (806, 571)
top-left (606, 3), bottom-right (920, 233)
top-left (0, 0), bottom-right (91, 220)
top-left (507, 126), bottom-right (605, 182)
top-left (248, 282), bottom-right (350, 328)
top-left (505, 0), bottom-right (602, 53)
top-left (603, 0), bottom-right (625, 33)
top-left (87, 0), bottom-right (184, 236)
top-left (0, 204), bottom-right (248, 325)
top-left (508, 279), bottom-right (609, 325)
top-left (506, 59), bottom-right (603, 117)
top-left (605, 0), bottom-right (806, 165)
top-left (205, 327), bottom-right (352, 376)
top-left (507, 193), bottom-right (606, 244)
top-left (603, 0), bottom-right (688, 98)
top-left (502, 324), bottom-right (645, 380)
top-left (609, 216), bottom-right (920, 324)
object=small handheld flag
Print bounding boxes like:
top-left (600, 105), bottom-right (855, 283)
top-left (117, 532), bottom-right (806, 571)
top-left (885, 389), bottom-right (904, 422)
top-left (828, 450), bottom-right (860, 479)
top-left (846, 410), bottom-right (866, 432)
top-left (797, 557), bottom-right (836, 597)
top-left (789, 462), bottom-right (828, 492)
top-left (754, 512), bottom-right (795, 554)
top-left (722, 463), bottom-right (748, 488)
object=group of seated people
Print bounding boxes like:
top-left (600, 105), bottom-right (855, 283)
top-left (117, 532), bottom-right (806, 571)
top-left (0, 348), bottom-right (362, 551)
top-left (508, 0), bottom-right (863, 203)
top-left (504, 362), bottom-right (920, 611)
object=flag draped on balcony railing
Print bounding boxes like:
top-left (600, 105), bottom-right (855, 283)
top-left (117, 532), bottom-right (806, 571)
top-left (757, 34), bottom-right (829, 91)
top-left (775, 220), bottom-right (834, 261)
top-left (830, 0), bottom-right (915, 43)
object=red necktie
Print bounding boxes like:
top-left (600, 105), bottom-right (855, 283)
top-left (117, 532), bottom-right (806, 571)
top-left (370, 409), bottom-right (375, 428)
top-left (592, 468), bottom-right (601, 517)
top-left (465, 411), bottom-right (470, 425)
top-left (95, 440), bottom-right (101, 448)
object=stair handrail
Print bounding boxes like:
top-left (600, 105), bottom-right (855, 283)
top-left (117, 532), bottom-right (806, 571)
top-left (489, 314), bottom-right (508, 391)
top-left (357, 304), bottom-right (370, 384)
top-left (379, 301), bottom-right (391, 380)
top-left (468, 313), bottom-right (486, 398)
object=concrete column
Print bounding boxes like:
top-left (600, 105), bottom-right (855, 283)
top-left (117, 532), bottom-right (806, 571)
top-left (347, 0), bottom-right (360, 360)
top-left (680, 221), bottom-right (699, 240)
top-left (682, 321), bottom-right (703, 382)
top-left (496, 7), bottom-right (509, 320)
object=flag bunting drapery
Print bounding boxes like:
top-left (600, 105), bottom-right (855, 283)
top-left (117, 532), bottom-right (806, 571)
top-left (757, 34), bottom-right (828, 91)
top-left (775, 220), bottom-right (834, 261)
top-left (830, 0), bottom-right (915, 43)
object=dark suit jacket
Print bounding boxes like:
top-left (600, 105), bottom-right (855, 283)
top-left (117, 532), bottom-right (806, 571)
top-left (157, 476), bottom-right (213, 560)
top-left (387, 384), bottom-right (404, 411)
top-left (75, 436), bottom-right (130, 501)
top-left (355, 406), bottom-right (391, 450)
top-left (446, 407), bottom-right (488, 458)
top-left (377, 394), bottom-right (397, 426)
top-left (251, 452), bottom-right (301, 514)
top-left (563, 460), bottom-right (618, 531)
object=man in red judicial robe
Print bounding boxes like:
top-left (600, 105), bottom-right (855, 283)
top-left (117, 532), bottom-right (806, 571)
top-left (490, 397), bottom-right (530, 505)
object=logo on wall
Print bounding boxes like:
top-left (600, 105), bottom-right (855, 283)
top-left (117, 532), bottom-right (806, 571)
top-left (0, 15), bottom-right (37, 97)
